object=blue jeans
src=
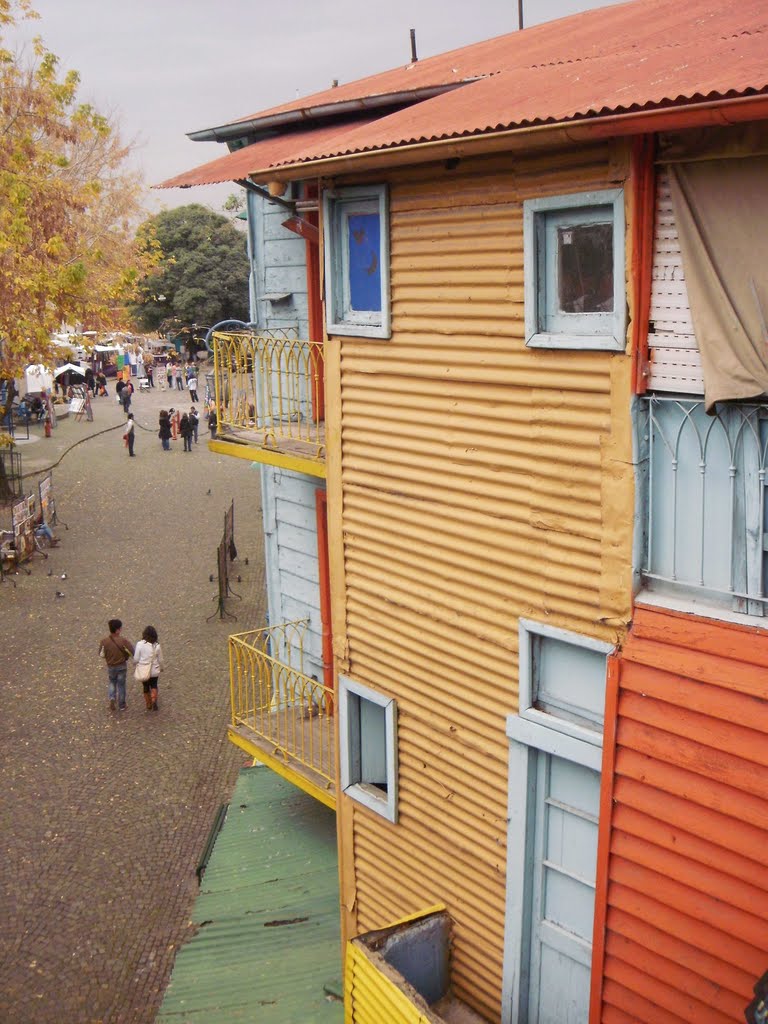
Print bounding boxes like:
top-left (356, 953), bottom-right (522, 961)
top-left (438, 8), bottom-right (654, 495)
top-left (108, 665), bottom-right (127, 707)
top-left (162, 437), bottom-right (170, 451)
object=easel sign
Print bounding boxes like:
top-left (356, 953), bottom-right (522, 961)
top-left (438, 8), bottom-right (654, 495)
top-left (39, 474), bottom-right (56, 526)
top-left (12, 496), bottom-right (34, 563)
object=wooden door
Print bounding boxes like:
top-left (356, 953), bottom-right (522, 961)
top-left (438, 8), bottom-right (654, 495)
top-left (527, 753), bottom-right (600, 1024)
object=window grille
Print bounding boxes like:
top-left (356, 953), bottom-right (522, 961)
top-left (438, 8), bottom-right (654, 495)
top-left (641, 395), bottom-right (768, 614)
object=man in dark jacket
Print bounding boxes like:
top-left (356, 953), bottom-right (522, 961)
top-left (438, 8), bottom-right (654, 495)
top-left (98, 618), bottom-right (134, 711)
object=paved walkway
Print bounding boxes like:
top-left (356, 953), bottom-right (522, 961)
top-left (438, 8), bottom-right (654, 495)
top-left (0, 378), bottom-right (268, 1023)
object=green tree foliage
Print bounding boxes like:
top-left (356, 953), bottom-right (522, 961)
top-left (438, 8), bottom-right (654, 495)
top-left (130, 205), bottom-right (250, 331)
top-left (0, 0), bottom-right (159, 379)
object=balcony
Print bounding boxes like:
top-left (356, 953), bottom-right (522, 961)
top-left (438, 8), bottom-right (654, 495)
top-left (641, 395), bottom-right (768, 616)
top-left (227, 620), bottom-right (336, 809)
top-left (210, 329), bottom-right (325, 477)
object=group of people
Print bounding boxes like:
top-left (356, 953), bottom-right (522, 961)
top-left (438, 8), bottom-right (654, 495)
top-left (124, 404), bottom-right (218, 457)
top-left (98, 619), bottom-right (164, 712)
top-left (157, 406), bottom-right (201, 452)
top-left (165, 361), bottom-right (199, 401)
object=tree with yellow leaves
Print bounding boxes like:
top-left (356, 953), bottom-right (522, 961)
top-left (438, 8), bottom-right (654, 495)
top-left (0, 0), bottom-right (160, 391)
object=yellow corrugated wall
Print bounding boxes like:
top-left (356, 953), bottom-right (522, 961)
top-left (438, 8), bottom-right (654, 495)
top-left (331, 142), bottom-right (635, 1022)
top-left (345, 942), bottom-right (434, 1024)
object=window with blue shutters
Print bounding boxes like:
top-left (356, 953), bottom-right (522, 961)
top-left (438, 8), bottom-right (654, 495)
top-left (323, 185), bottom-right (390, 339)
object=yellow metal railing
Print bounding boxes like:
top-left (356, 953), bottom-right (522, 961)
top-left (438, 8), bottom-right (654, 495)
top-left (213, 329), bottom-right (325, 458)
top-left (229, 620), bottom-right (335, 786)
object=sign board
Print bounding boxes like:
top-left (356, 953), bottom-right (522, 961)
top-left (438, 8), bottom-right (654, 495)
top-left (39, 474), bottom-right (56, 526)
top-left (12, 496), bottom-right (35, 562)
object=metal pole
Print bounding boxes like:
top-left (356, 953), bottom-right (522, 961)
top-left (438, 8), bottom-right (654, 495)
top-left (410, 28), bottom-right (418, 62)
top-left (518, 0), bottom-right (524, 30)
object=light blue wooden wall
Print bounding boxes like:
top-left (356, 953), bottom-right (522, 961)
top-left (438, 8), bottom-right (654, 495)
top-left (242, 185), bottom-right (322, 678)
top-left (261, 467), bottom-right (325, 682)
top-left (246, 187), bottom-right (308, 336)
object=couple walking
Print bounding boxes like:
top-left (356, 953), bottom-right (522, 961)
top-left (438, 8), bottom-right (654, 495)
top-left (98, 618), bottom-right (165, 712)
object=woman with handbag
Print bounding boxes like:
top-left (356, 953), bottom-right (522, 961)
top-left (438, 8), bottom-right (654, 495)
top-left (133, 625), bottom-right (164, 711)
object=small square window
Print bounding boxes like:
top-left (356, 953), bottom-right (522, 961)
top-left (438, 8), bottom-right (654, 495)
top-left (339, 675), bottom-right (397, 822)
top-left (517, 618), bottom-right (613, 745)
top-left (524, 189), bottom-right (626, 351)
top-left (323, 186), bottom-right (390, 339)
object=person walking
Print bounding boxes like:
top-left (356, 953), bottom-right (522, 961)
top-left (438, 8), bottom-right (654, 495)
top-left (187, 373), bottom-right (198, 403)
top-left (97, 370), bottom-right (108, 397)
top-left (174, 364), bottom-right (183, 391)
top-left (98, 618), bottom-right (135, 712)
top-left (180, 412), bottom-right (193, 452)
top-left (146, 362), bottom-right (154, 388)
top-left (166, 362), bottom-right (174, 389)
top-left (133, 625), bottom-right (164, 711)
top-left (189, 406), bottom-right (199, 444)
top-left (124, 412), bottom-right (136, 456)
top-left (158, 409), bottom-right (172, 451)
top-left (207, 407), bottom-right (218, 439)
top-left (121, 380), bottom-right (133, 414)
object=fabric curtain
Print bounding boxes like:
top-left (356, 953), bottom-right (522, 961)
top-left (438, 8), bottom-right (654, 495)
top-left (668, 156), bottom-right (768, 412)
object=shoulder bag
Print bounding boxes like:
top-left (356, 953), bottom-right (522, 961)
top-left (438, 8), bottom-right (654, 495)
top-left (134, 644), bottom-right (155, 683)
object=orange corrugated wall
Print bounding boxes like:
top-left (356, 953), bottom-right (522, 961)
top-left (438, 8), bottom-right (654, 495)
top-left (594, 604), bottom-right (768, 1024)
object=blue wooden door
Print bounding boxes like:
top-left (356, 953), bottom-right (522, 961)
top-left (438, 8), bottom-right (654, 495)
top-left (528, 753), bottom-right (600, 1024)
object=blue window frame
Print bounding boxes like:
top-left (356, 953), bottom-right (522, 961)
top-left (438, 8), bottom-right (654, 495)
top-left (323, 185), bottom-right (390, 338)
top-left (524, 189), bottom-right (626, 351)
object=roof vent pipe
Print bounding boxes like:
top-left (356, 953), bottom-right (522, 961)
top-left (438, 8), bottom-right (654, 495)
top-left (410, 28), bottom-right (418, 63)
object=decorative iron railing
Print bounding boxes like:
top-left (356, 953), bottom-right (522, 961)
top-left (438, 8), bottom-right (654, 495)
top-left (228, 620), bottom-right (335, 786)
top-left (212, 329), bottom-right (325, 458)
top-left (641, 395), bottom-right (768, 614)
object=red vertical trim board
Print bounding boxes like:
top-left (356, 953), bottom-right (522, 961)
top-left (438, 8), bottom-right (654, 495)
top-left (590, 653), bottom-right (621, 1024)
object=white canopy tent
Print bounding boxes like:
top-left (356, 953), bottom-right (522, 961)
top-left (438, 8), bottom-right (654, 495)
top-left (53, 363), bottom-right (86, 377)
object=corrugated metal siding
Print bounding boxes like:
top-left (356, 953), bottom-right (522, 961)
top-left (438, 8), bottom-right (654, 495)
top-left (335, 146), bottom-right (635, 1022)
top-left (345, 942), bottom-right (433, 1024)
top-left (600, 605), bottom-right (768, 1024)
top-left (157, 767), bottom-right (342, 1023)
top-left (647, 168), bottom-right (703, 394)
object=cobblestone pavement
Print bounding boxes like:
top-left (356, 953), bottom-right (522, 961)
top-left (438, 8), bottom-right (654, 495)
top-left (0, 380), bottom-right (267, 1023)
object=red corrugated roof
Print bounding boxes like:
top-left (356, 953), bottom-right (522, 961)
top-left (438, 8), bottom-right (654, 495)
top-left (205, 0), bottom-right (766, 138)
top-left (273, 20), bottom-right (768, 166)
top-left (156, 121), bottom-right (372, 189)
top-left (163, 0), bottom-right (768, 188)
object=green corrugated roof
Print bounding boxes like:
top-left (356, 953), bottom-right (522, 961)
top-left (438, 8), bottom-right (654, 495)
top-left (157, 767), bottom-right (343, 1023)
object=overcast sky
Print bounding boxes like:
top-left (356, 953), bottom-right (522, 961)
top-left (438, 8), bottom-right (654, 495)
top-left (16, 0), bottom-right (621, 214)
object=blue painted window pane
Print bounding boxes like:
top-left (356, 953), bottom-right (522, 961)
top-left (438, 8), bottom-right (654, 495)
top-left (347, 213), bottom-right (381, 312)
